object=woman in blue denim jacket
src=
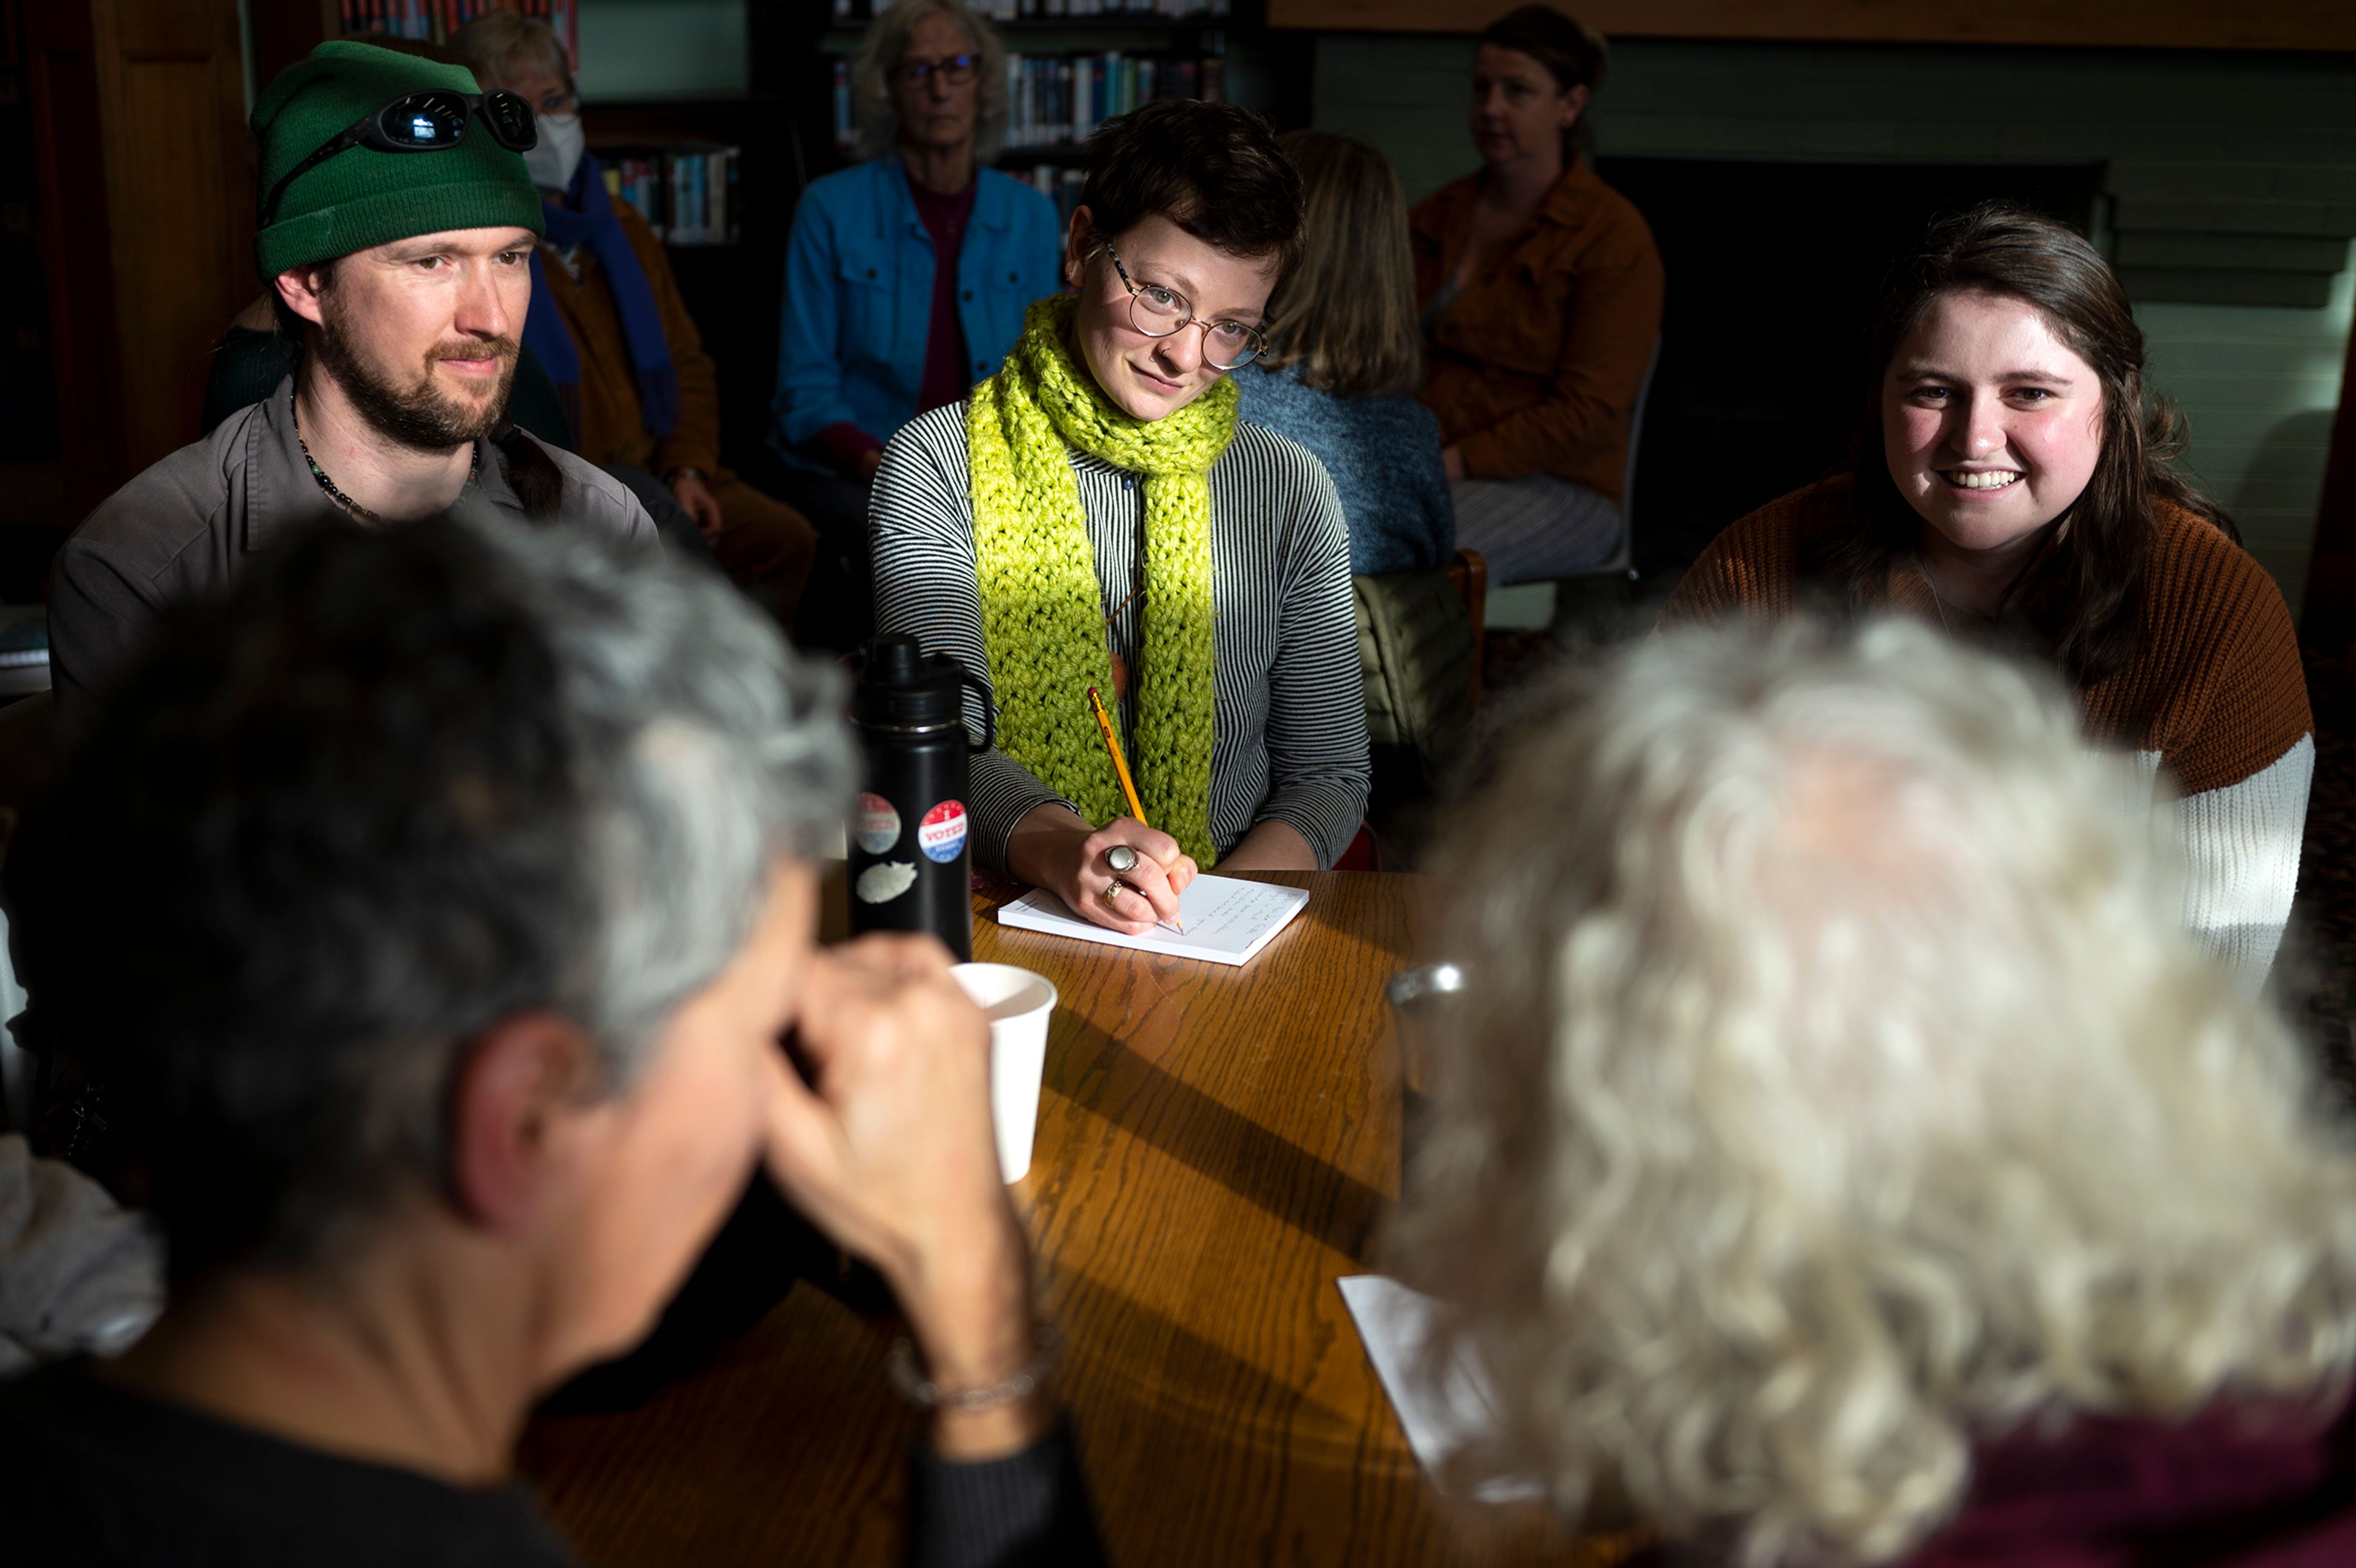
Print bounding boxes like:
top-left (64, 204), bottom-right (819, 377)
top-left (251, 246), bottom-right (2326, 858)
top-left (772, 0), bottom-right (1061, 647)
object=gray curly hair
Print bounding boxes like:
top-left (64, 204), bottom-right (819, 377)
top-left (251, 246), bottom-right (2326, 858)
top-left (850, 0), bottom-right (1008, 162)
top-left (1398, 618), bottom-right (2356, 1565)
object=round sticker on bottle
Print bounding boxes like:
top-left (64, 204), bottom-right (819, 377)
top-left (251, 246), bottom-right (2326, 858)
top-left (917, 799), bottom-right (969, 863)
top-left (854, 792), bottom-right (901, 855)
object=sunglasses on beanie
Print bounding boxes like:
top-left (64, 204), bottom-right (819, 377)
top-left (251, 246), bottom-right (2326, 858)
top-left (263, 90), bottom-right (539, 227)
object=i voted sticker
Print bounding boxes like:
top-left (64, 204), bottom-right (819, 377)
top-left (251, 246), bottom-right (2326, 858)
top-left (918, 800), bottom-right (969, 863)
top-left (854, 793), bottom-right (901, 855)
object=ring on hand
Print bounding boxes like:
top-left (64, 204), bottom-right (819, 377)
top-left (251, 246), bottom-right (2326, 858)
top-left (1104, 844), bottom-right (1140, 874)
top-left (1101, 879), bottom-right (1127, 909)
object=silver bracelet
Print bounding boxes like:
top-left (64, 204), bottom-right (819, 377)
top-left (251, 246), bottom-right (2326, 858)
top-left (886, 1323), bottom-right (1061, 1412)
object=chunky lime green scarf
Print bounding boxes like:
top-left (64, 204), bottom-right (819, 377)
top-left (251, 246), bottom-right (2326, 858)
top-left (968, 294), bottom-right (1233, 867)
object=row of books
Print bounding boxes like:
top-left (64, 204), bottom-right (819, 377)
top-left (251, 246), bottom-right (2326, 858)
top-left (1006, 52), bottom-right (1224, 148)
top-left (833, 0), bottom-right (1228, 17)
top-left (339, 0), bottom-right (579, 64)
top-left (601, 147), bottom-right (740, 247)
top-left (1007, 166), bottom-right (1090, 234)
top-left (831, 53), bottom-right (1225, 153)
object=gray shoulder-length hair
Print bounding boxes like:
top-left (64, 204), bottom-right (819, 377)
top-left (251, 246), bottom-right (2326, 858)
top-left (1397, 618), bottom-right (2356, 1566)
top-left (851, 0), bottom-right (1008, 162)
top-left (37, 510), bottom-right (853, 1278)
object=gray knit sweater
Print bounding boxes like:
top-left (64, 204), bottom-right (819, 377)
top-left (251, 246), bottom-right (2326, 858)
top-left (1235, 361), bottom-right (1455, 577)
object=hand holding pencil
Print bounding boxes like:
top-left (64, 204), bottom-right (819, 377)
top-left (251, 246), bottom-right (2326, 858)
top-left (1084, 686), bottom-right (1195, 935)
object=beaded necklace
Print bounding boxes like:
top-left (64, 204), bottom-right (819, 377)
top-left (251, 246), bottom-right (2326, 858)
top-left (291, 390), bottom-right (479, 525)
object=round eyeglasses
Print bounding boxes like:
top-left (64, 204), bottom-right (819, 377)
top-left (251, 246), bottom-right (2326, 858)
top-left (892, 53), bottom-right (979, 88)
top-left (1104, 242), bottom-right (1268, 371)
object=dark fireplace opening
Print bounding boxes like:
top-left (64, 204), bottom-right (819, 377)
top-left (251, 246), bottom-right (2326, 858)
top-left (1590, 157), bottom-right (2104, 574)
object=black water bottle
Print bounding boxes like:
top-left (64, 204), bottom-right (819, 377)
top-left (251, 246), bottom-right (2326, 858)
top-left (849, 635), bottom-right (993, 960)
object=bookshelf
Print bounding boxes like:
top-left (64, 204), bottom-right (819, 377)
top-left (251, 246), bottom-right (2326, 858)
top-left (822, 0), bottom-right (1301, 230)
top-left (326, 1), bottom-right (582, 61)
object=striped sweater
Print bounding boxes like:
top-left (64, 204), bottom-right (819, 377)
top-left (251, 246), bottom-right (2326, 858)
top-left (869, 401), bottom-right (1372, 873)
top-left (1663, 477), bottom-right (2313, 990)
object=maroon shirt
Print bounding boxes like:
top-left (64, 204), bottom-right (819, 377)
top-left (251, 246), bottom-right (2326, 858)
top-left (1632, 1397), bottom-right (2356, 1566)
top-left (908, 175), bottom-right (978, 415)
top-left (1909, 1400), bottom-right (2356, 1567)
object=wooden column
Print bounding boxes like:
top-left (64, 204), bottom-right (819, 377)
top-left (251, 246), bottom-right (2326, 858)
top-left (248, 0), bottom-right (338, 96)
top-left (26, 0), bottom-right (254, 516)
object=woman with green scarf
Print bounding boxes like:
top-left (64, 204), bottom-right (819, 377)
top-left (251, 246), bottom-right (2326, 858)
top-left (870, 101), bottom-right (1371, 934)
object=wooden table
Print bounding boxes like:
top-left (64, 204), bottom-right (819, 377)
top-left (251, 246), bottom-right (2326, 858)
top-left (519, 872), bottom-right (1579, 1566)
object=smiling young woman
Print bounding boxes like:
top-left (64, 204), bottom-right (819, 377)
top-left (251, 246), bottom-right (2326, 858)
top-left (868, 99), bottom-right (1371, 935)
top-left (1662, 204), bottom-right (2313, 993)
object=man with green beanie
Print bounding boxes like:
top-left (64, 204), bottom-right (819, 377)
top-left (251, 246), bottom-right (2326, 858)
top-left (48, 39), bottom-right (654, 726)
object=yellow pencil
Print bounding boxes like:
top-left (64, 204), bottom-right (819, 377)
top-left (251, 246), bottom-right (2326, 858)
top-left (1087, 685), bottom-right (1183, 933)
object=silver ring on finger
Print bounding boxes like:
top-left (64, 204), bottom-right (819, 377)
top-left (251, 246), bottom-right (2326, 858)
top-left (1101, 878), bottom-right (1128, 910)
top-left (1104, 843), bottom-right (1139, 874)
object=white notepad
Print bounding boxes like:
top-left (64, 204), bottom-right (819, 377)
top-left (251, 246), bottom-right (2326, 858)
top-left (993, 874), bottom-right (1310, 966)
top-left (1338, 1274), bottom-right (1544, 1502)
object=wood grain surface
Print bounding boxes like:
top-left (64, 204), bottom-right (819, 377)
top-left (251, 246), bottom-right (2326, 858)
top-left (517, 871), bottom-right (1588, 1566)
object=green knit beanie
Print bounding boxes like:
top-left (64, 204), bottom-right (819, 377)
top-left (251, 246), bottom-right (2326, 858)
top-left (252, 40), bottom-right (544, 280)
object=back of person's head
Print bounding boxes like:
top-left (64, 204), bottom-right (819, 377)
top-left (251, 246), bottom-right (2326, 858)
top-left (1077, 99), bottom-right (1304, 279)
top-left (1827, 202), bottom-right (2225, 686)
top-left (448, 9), bottom-right (575, 94)
top-left (23, 515), bottom-right (850, 1280)
top-left (849, 0), bottom-right (1009, 160)
top-left (1479, 5), bottom-right (1607, 156)
top-left (1398, 618), bottom-right (2356, 1564)
top-left (1262, 131), bottom-right (1420, 400)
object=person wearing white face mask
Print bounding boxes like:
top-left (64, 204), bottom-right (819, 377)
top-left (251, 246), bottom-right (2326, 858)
top-left (450, 13), bottom-right (820, 632)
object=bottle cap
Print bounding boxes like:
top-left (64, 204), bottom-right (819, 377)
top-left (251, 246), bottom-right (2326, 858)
top-left (853, 635), bottom-right (972, 731)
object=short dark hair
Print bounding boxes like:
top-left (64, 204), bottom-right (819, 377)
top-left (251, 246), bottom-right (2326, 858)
top-left (17, 515), bottom-right (849, 1278)
top-left (1479, 6), bottom-right (1607, 158)
top-left (1077, 99), bottom-right (1304, 277)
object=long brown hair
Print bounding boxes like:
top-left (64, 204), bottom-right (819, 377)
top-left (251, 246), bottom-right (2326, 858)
top-left (1812, 204), bottom-right (2233, 686)
top-left (1261, 131), bottom-right (1422, 400)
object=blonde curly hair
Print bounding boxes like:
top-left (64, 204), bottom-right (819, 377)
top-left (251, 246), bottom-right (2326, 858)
top-left (1398, 618), bottom-right (2356, 1565)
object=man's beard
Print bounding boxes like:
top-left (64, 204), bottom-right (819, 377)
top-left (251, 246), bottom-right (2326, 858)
top-left (313, 304), bottom-right (518, 453)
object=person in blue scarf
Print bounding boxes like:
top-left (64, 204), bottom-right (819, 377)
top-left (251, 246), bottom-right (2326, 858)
top-left (452, 13), bottom-right (818, 631)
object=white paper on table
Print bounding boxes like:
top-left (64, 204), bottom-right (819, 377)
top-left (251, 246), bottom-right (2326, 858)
top-left (993, 874), bottom-right (1310, 966)
top-left (1338, 1274), bottom-right (1546, 1503)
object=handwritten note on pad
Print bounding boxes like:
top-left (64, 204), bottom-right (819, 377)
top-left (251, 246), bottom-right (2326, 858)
top-left (995, 874), bottom-right (1309, 966)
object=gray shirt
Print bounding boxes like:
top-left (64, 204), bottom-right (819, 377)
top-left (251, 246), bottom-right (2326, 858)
top-left (49, 378), bottom-right (656, 726)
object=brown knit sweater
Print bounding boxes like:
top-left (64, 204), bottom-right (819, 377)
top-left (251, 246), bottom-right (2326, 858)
top-left (1661, 477), bottom-right (2311, 797)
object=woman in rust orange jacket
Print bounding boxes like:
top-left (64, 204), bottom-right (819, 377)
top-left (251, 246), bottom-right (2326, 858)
top-left (1411, 5), bottom-right (1662, 586)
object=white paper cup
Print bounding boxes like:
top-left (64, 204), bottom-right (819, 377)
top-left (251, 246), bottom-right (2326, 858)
top-left (950, 962), bottom-right (1058, 1184)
